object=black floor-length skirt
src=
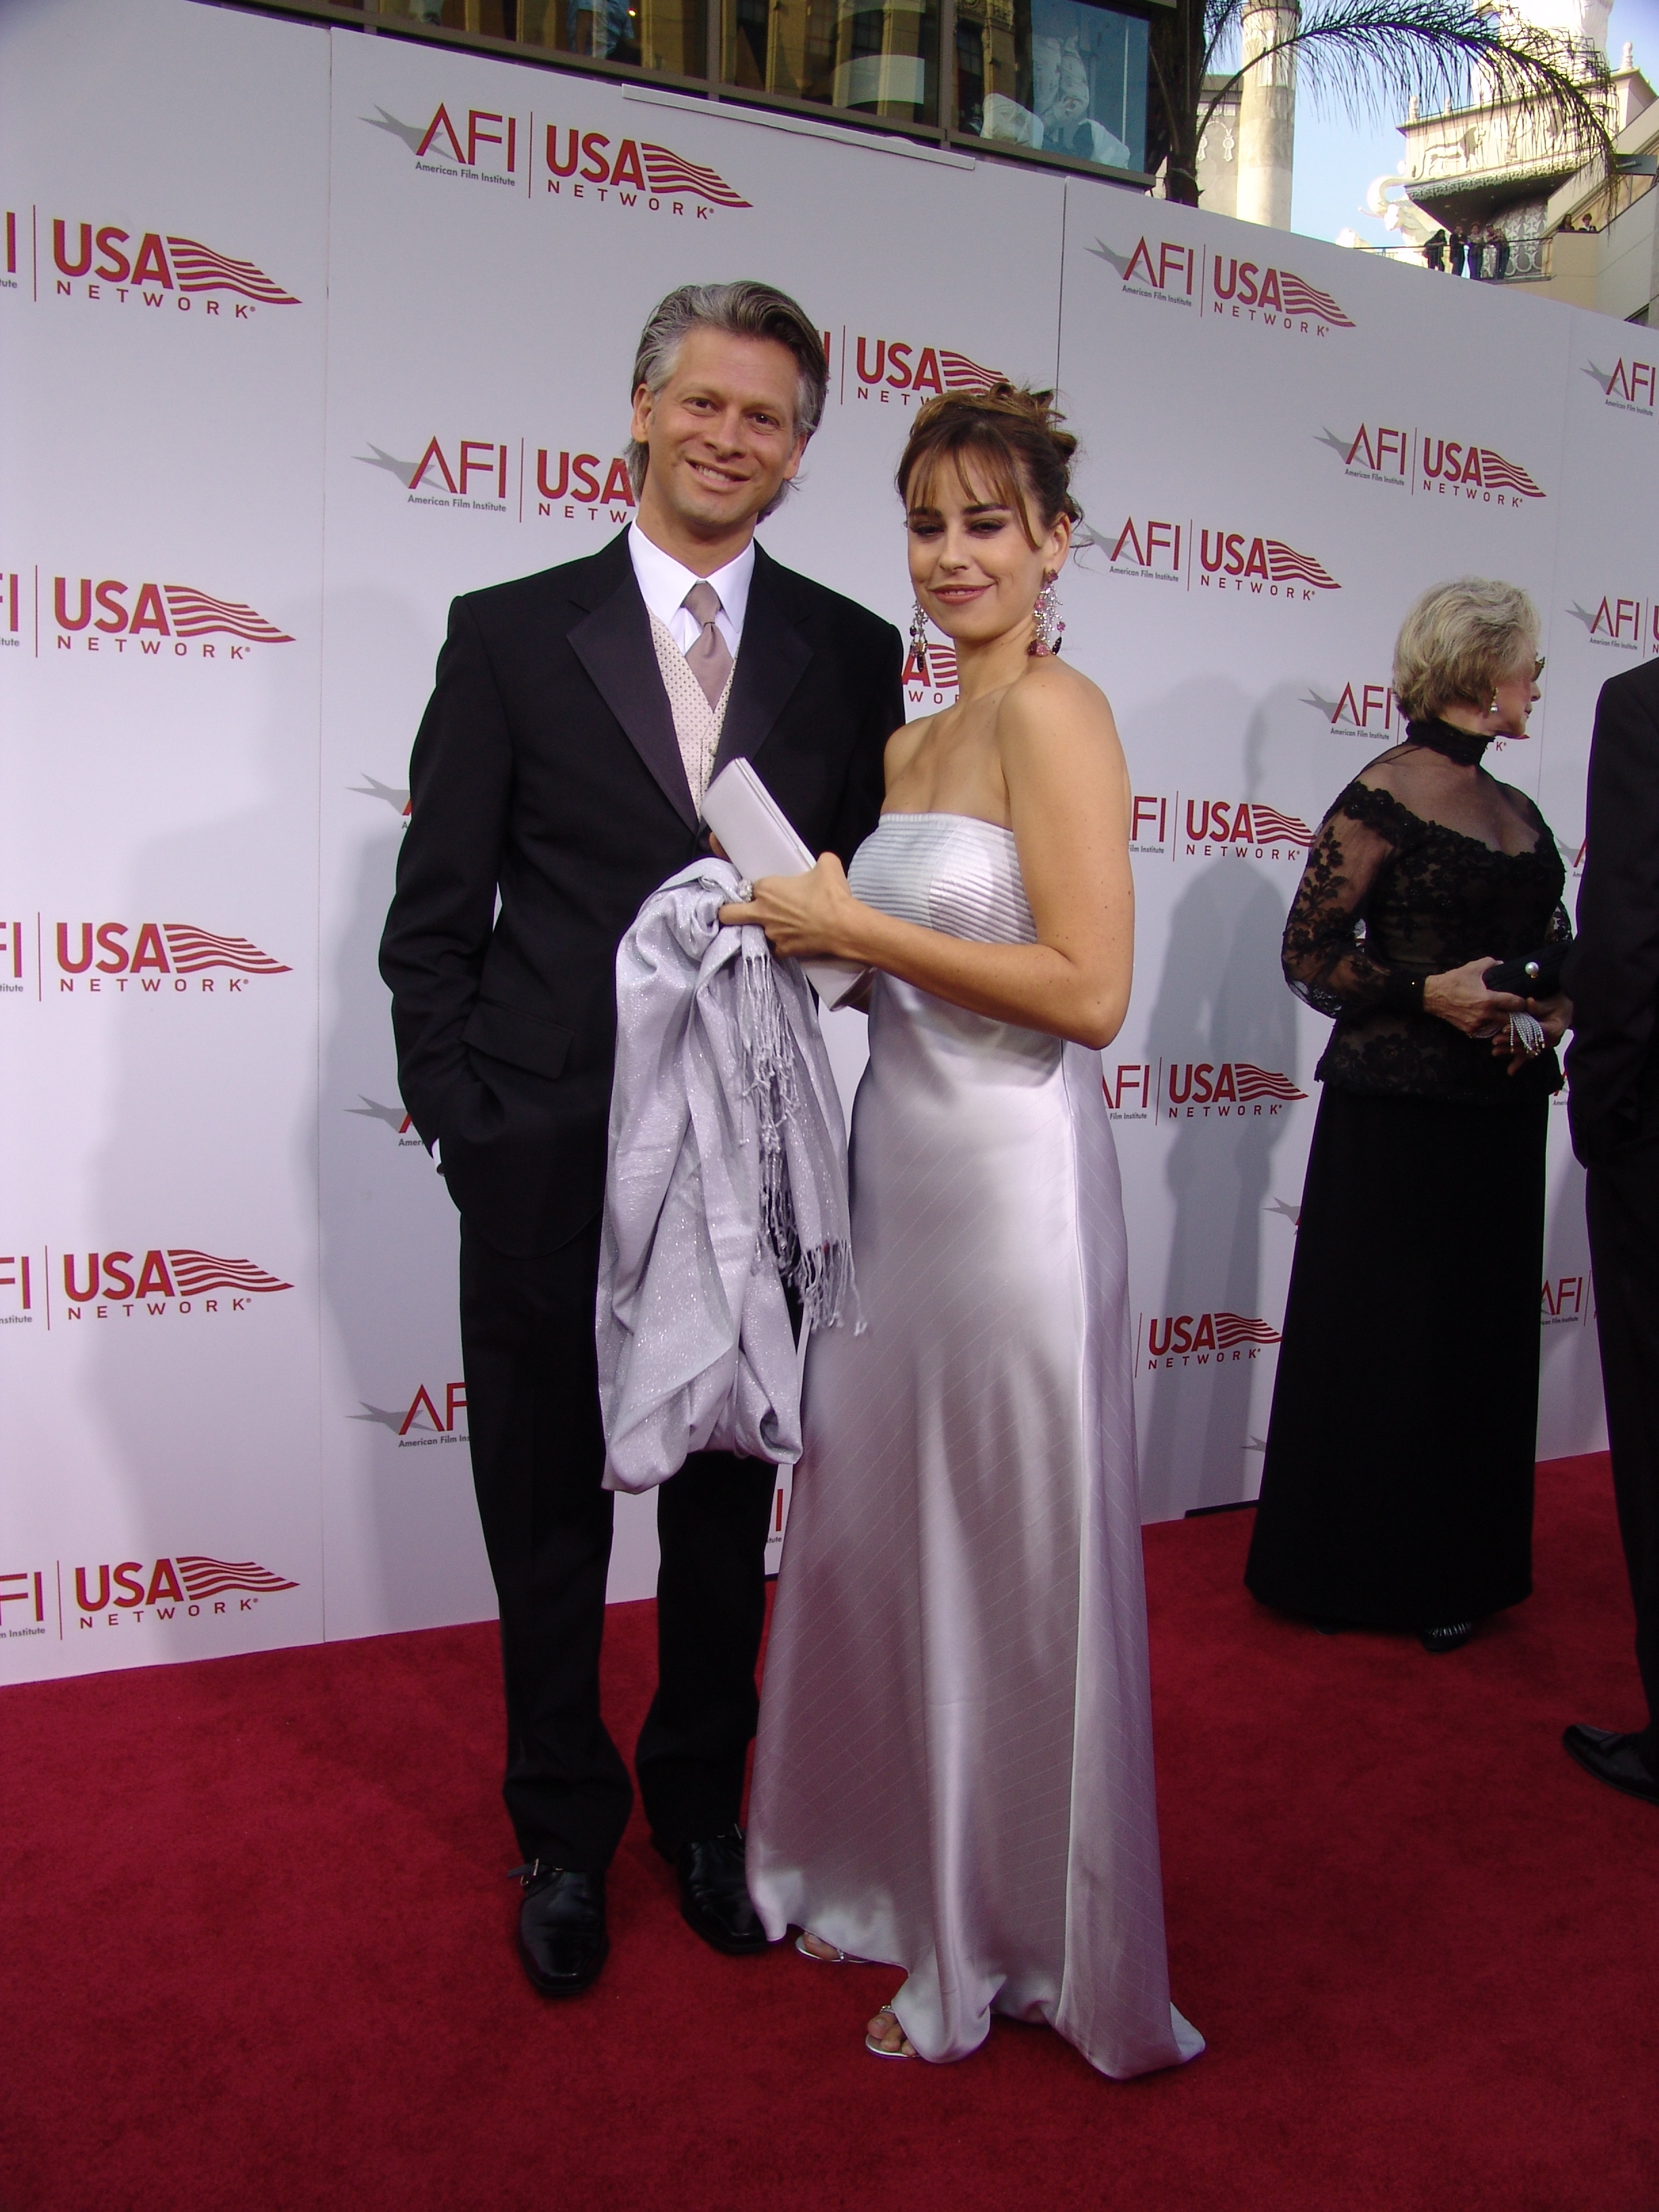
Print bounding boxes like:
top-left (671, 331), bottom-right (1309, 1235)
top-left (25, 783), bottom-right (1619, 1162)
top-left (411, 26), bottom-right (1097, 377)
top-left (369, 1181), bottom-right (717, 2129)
top-left (1245, 1084), bottom-right (1549, 1630)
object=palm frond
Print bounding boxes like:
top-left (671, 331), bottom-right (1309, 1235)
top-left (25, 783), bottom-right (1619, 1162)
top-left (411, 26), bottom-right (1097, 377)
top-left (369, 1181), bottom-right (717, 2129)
top-left (1189, 0), bottom-right (1615, 197)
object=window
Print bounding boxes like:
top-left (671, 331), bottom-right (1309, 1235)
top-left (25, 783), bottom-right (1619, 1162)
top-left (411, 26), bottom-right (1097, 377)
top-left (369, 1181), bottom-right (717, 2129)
top-left (956, 0), bottom-right (1147, 172)
top-left (254, 0), bottom-right (1153, 176)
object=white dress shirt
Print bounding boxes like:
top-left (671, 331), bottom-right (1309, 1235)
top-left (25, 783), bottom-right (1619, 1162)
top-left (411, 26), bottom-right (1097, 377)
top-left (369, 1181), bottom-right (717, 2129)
top-left (628, 525), bottom-right (753, 660)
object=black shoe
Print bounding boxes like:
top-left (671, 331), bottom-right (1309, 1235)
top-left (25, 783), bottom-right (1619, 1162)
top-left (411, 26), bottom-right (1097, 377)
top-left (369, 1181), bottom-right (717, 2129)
top-left (1563, 1724), bottom-right (1659, 1807)
top-left (1420, 1622), bottom-right (1475, 1653)
top-left (512, 1862), bottom-right (609, 1997)
top-left (659, 1826), bottom-right (769, 1955)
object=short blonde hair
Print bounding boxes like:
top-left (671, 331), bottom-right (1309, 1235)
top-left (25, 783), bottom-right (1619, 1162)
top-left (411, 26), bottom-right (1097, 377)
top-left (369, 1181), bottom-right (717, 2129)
top-left (1392, 578), bottom-right (1539, 721)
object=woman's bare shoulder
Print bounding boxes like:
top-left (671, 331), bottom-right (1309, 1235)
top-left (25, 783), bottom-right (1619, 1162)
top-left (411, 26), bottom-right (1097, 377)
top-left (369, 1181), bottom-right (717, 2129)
top-left (996, 657), bottom-right (1117, 747)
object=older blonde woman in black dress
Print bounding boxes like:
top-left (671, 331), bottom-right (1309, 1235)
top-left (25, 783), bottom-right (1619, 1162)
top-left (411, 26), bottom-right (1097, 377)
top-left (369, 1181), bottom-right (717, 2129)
top-left (1246, 579), bottom-right (1571, 1652)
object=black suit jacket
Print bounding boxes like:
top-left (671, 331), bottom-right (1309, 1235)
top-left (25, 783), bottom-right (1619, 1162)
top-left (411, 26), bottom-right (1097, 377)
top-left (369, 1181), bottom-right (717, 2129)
top-left (1563, 657), bottom-right (1659, 1166)
top-left (380, 531), bottom-right (902, 1256)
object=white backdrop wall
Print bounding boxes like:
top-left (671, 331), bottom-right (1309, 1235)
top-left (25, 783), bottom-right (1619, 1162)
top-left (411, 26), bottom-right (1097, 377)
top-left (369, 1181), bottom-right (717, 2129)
top-left (1, 0), bottom-right (1643, 1685)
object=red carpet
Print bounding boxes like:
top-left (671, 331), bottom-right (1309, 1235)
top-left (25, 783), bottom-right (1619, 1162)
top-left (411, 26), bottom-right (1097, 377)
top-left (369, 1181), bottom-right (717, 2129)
top-left (2, 1453), bottom-right (1656, 2212)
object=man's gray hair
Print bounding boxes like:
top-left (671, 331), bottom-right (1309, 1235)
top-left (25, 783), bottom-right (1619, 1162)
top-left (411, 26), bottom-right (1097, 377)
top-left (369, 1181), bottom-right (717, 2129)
top-left (1393, 576), bottom-right (1540, 721)
top-left (626, 281), bottom-right (827, 515)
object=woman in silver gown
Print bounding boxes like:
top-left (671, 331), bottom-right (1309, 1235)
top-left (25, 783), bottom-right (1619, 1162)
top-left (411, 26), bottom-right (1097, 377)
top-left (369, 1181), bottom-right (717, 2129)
top-left (720, 386), bottom-right (1202, 2078)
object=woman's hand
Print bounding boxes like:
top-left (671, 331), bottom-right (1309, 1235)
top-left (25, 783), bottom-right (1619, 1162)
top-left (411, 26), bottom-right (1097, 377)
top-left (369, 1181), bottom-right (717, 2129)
top-left (718, 855), bottom-right (865, 962)
top-left (1490, 991), bottom-right (1572, 1076)
top-left (1422, 955), bottom-right (1526, 1038)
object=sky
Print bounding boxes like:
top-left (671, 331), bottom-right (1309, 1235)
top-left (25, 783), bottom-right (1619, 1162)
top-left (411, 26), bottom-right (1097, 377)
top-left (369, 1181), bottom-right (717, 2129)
top-left (1287, 0), bottom-right (1659, 245)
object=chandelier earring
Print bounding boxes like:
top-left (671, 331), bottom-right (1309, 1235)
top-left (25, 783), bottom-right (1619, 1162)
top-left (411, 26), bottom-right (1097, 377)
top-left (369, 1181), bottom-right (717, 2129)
top-left (909, 598), bottom-right (931, 666)
top-left (1031, 574), bottom-right (1065, 658)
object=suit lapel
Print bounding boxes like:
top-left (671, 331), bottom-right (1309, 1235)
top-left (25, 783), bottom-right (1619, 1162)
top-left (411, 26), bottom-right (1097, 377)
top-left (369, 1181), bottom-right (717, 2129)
top-left (713, 544), bottom-right (813, 782)
top-left (568, 537), bottom-right (697, 831)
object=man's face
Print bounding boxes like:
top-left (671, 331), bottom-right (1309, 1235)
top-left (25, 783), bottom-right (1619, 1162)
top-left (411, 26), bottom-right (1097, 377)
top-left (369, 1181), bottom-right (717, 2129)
top-left (632, 327), bottom-right (808, 539)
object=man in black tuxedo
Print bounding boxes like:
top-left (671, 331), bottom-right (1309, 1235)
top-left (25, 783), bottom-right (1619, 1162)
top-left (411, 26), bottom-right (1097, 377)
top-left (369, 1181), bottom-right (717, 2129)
top-left (1562, 656), bottom-right (1659, 1809)
top-left (381, 282), bottom-right (903, 1989)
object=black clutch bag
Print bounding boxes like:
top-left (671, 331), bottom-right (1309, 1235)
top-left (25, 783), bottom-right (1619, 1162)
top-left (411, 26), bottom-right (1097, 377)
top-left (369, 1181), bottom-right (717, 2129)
top-left (1483, 941), bottom-right (1568, 999)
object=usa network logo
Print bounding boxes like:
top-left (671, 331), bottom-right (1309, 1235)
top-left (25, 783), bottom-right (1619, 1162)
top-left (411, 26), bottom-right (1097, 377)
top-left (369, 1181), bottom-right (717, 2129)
top-left (43, 571), bottom-right (293, 657)
top-left (69, 1553), bottom-right (298, 1635)
top-left (1, 1244), bottom-right (293, 1328)
top-left (1090, 235), bottom-right (1353, 336)
top-left (835, 333), bottom-right (1002, 409)
top-left (1566, 592), bottom-right (1659, 655)
top-left (1140, 1309), bottom-right (1282, 1371)
top-left (1091, 515), bottom-right (1339, 599)
top-left (1106, 1060), bottom-right (1307, 1124)
top-left (34, 213), bottom-right (298, 314)
top-left (39, 918), bottom-right (290, 997)
top-left (1129, 794), bottom-right (1315, 862)
top-left (901, 634), bottom-right (960, 707)
top-left (352, 1380), bottom-right (468, 1447)
top-left (364, 101), bottom-right (751, 220)
top-left (1582, 356), bottom-right (1656, 416)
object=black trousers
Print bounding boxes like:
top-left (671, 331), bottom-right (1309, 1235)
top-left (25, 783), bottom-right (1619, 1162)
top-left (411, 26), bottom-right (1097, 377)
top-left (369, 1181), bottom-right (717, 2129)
top-left (459, 1214), bottom-right (778, 1868)
top-left (1584, 1109), bottom-right (1659, 1769)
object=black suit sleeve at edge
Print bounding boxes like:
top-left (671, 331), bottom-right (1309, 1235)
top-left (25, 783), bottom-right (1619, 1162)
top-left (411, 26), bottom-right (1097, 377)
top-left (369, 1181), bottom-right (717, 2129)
top-left (379, 594), bottom-right (514, 1152)
top-left (826, 619), bottom-right (905, 867)
top-left (1564, 666), bottom-right (1659, 1165)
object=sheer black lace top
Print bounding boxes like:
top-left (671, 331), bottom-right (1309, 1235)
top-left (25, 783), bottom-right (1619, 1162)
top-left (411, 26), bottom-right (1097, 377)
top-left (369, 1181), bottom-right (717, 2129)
top-left (1283, 754), bottom-right (1569, 1105)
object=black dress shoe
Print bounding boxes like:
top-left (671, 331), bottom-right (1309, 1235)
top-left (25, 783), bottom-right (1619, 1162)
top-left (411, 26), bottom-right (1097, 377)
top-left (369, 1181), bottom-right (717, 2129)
top-left (1420, 1621), bottom-right (1475, 1653)
top-left (1563, 1725), bottom-right (1659, 1807)
top-left (513, 1862), bottom-right (609, 1996)
top-left (661, 1826), bottom-right (769, 1955)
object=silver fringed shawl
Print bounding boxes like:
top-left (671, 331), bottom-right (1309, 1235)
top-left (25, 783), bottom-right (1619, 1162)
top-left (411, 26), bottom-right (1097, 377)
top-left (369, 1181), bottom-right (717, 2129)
top-left (597, 859), bottom-right (855, 1494)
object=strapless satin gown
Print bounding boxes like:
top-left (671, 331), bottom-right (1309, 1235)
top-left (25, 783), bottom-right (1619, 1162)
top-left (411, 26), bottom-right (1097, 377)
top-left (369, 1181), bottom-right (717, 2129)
top-left (749, 813), bottom-right (1202, 2078)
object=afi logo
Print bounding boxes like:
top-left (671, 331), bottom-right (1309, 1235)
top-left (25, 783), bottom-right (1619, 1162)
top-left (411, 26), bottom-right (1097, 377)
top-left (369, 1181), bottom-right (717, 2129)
top-left (366, 103), bottom-right (519, 177)
top-left (353, 1382), bottom-right (469, 1444)
top-left (1212, 256), bottom-right (1353, 332)
top-left (1, 570), bottom-right (20, 645)
top-left (1541, 1274), bottom-right (1593, 1326)
top-left (359, 438), bottom-right (510, 507)
top-left (52, 576), bottom-right (291, 655)
top-left (536, 447), bottom-right (636, 518)
top-left (60, 1248), bottom-right (292, 1317)
top-left (1105, 517), bottom-right (1183, 581)
top-left (1318, 424), bottom-right (1408, 483)
top-left (346, 1096), bottom-right (425, 1149)
top-left (0, 1570), bottom-right (45, 1626)
top-left (55, 921), bottom-right (289, 992)
top-left (1307, 681), bottom-right (1397, 735)
top-left (1420, 438), bottom-right (1544, 503)
top-left (1165, 1063), bottom-right (1306, 1118)
top-left (901, 636), bottom-right (960, 703)
top-left (849, 337), bottom-right (1001, 406)
top-left (1584, 357), bottom-right (1656, 415)
top-left (51, 221), bottom-right (298, 310)
top-left (1198, 531), bottom-right (1339, 597)
top-left (1144, 1311), bottom-right (1281, 1369)
top-left (73, 1554), bottom-right (298, 1629)
top-left (1567, 595), bottom-right (1659, 654)
top-left (1091, 237), bottom-right (1196, 304)
top-left (0, 918), bottom-right (22, 990)
top-left (0, 1250), bottom-right (33, 1319)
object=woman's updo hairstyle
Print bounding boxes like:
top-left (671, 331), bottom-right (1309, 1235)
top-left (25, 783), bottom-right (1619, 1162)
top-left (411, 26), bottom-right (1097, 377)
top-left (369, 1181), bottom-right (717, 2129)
top-left (896, 384), bottom-right (1082, 547)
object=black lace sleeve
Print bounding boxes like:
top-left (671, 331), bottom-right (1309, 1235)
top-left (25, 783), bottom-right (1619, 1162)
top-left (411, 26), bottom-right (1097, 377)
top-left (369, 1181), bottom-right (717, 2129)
top-left (1282, 783), bottom-right (1425, 1019)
